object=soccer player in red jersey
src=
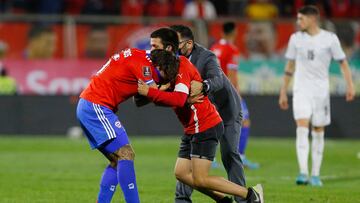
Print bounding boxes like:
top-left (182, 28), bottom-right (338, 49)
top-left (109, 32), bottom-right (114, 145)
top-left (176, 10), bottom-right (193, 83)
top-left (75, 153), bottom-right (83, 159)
top-left (210, 22), bottom-right (240, 87)
top-left (136, 28), bottom-right (264, 203)
top-left (76, 48), bottom-right (178, 203)
top-left (211, 22), bottom-right (259, 170)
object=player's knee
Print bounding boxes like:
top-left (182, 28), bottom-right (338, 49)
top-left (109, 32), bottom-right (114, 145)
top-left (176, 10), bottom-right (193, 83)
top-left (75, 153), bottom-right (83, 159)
top-left (296, 119), bottom-right (309, 127)
top-left (109, 160), bottom-right (117, 167)
top-left (174, 168), bottom-right (186, 181)
top-left (115, 144), bottom-right (135, 160)
top-left (313, 126), bottom-right (324, 132)
top-left (105, 153), bottom-right (118, 167)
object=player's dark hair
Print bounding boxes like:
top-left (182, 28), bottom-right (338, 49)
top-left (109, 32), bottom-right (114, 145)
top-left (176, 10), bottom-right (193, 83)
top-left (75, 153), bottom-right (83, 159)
top-left (150, 49), bottom-right (179, 83)
top-left (298, 5), bottom-right (320, 17)
top-left (170, 25), bottom-right (194, 41)
top-left (223, 21), bottom-right (236, 35)
top-left (150, 28), bottom-right (179, 54)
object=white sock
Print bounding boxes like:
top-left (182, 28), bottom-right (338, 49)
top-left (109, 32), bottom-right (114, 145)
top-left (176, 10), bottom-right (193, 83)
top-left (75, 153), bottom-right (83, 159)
top-left (311, 130), bottom-right (325, 177)
top-left (296, 127), bottom-right (309, 175)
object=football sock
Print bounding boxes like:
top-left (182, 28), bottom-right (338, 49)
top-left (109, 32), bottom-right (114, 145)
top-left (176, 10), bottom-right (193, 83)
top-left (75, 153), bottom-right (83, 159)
top-left (117, 160), bottom-right (140, 203)
top-left (296, 127), bottom-right (309, 175)
top-left (98, 165), bottom-right (118, 203)
top-left (238, 126), bottom-right (250, 155)
top-left (311, 130), bottom-right (325, 176)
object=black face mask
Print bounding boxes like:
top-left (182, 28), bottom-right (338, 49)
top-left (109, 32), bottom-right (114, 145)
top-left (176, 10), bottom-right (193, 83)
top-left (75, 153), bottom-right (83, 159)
top-left (177, 50), bottom-right (183, 56)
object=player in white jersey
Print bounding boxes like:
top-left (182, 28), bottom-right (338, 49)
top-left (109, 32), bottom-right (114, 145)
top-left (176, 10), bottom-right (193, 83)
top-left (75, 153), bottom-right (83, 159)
top-left (279, 5), bottom-right (355, 187)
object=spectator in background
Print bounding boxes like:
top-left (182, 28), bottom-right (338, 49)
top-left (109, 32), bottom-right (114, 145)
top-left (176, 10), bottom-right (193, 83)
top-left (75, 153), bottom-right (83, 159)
top-left (82, 0), bottom-right (118, 15)
top-left (209, 0), bottom-right (229, 16)
top-left (293, 0), bottom-right (331, 17)
top-left (183, 0), bottom-right (217, 20)
top-left (35, 0), bottom-right (64, 14)
top-left (245, 22), bottom-right (279, 59)
top-left (6, 0), bottom-right (64, 14)
top-left (0, 66), bottom-right (17, 95)
top-left (245, 0), bottom-right (278, 20)
top-left (25, 25), bottom-right (57, 59)
top-left (0, 0), bottom-right (11, 13)
top-left (145, 0), bottom-right (171, 17)
top-left (121, 0), bottom-right (144, 16)
top-left (171, 0), bottom-right (186, 16)
top-left (228, 0), bottom-right (248, 17)
top-left (276, 0), bottom-right (296, 17)
top-left (64, 0), bottom-right (86, 15)
top-left (351, 0), bottom-right (360, 17)
top-left (0, 0), bottom-right (28, 14)
top-left (333, 22), bottom-right (356, 59)
top-left (0, 41), bottom-right (8, 60)
top-left (84, 25), bottom-right (109, 58)
top-left (0, 43), bottom-right (17, 95)
top-left (329, 0), bottom-right (351, 18)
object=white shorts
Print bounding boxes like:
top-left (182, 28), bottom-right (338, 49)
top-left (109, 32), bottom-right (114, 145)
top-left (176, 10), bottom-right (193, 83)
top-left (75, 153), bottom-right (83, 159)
top-left (293, 92), bottom-right (331, 127)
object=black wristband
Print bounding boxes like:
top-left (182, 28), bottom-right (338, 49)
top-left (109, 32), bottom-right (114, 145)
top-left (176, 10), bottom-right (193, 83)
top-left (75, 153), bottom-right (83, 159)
top-left (202, 80), bottom-right (210, 95)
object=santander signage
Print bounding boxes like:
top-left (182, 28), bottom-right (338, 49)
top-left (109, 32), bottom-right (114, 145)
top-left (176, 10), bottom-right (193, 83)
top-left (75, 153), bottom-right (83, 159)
top-left (26, 70), bottom-right (90, 95)
top-left (4, 59), bottom-right (104, 95)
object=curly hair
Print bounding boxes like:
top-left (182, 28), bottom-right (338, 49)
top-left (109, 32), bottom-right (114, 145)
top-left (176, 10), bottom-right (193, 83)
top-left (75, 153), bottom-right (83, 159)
top-left (150, 49), bottom-right (179, 84)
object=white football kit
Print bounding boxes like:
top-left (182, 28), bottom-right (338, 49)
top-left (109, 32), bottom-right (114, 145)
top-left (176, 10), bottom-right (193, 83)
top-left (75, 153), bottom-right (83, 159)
top-left (285, 29), bottom-right (346, 126)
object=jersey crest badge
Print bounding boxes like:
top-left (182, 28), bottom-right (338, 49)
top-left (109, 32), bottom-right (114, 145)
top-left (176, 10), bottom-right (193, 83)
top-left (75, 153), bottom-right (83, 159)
top-left (142, 66), bottom-right (152, 77)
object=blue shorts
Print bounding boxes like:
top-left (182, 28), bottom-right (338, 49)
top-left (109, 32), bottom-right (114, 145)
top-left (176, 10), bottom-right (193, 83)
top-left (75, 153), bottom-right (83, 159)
top-left (240, 99), bottom-right (250, 120)
top-left (76, 98), bottom-right (129, 153)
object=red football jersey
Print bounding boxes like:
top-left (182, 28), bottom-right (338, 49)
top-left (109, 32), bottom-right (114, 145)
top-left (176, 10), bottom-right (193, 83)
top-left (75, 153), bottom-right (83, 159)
top-left (80, 48), bottom-right (158, 111)
top-left (172, 56), bottom-right (222, 134)
top-left (210, 39), bottom-right (240, 75)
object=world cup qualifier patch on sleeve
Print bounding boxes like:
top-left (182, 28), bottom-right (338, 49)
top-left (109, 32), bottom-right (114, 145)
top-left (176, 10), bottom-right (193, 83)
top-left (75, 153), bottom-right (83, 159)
top-left (142, 66), bottom-right (152, 77)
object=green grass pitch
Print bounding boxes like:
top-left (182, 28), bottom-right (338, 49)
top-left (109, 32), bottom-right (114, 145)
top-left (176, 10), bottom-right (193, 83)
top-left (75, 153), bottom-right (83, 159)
top-left (0, 136), bottom-right (359, 203)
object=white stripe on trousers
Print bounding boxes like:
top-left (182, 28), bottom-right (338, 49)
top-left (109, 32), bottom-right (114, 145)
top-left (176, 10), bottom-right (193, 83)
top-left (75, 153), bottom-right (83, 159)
top-left (95, 104), bottom-right (116, 138)
top-left (92, 103), bottom-right (115, 139)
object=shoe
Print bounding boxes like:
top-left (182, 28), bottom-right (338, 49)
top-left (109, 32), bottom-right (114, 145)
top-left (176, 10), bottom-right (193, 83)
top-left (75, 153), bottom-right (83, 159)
top-left (217, 196), bottom-right (233, 203)
top-left (310, 176), bottom-right (323, 187)
top-left (242, 157), bottom-right (260, 170)
top-left (249, 184), bottom-right (264, 203)
top-left (296, 173), bottom-right (309, 185)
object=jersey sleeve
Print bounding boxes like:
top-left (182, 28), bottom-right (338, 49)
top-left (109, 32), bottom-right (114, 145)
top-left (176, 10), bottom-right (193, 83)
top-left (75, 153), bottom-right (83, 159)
top-left (123, 49), bottom-right (155, 85)
top-left (147, 88), bottom-right (188, 107)
top-left (285, 34), bottom-right (296, 60)
top-left (173, 67), bottom-right (191, 95)
top-left (330, 34), bottom-right (346, 61)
